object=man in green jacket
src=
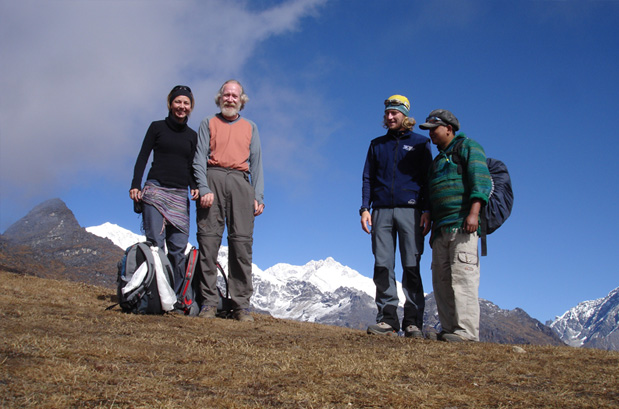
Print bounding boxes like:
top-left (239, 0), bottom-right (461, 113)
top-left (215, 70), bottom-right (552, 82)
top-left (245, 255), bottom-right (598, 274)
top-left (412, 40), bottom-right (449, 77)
top-left (420, 109), bottom-right (492, 342)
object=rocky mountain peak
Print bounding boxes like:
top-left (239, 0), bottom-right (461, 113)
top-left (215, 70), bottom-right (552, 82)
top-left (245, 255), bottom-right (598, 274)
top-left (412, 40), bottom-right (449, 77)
top-left (550, 287), bottom-right (619, 351)
top-left (3, 198), bottom-right (82, 247)
top-left (1, 198), bottom-right (123, 287)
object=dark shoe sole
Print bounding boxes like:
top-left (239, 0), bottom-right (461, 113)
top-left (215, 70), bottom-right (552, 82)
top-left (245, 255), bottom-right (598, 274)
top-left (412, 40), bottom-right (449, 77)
top-left (199, 308), bottom-right (217, 319)
top-left (367, 327), bottom-right (397, 336)
top-left (233, 311), bottom-right (254, 322)
top-left (439, 332), bottom-right (468, 343)
top-left (425, 332), bottom-right (438, 341)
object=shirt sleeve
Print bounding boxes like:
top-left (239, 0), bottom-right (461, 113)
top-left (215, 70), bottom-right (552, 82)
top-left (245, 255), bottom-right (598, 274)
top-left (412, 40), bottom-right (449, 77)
top-left (193, 117), bottom-right (212, 197)
top-left (188, 130), bottom-right (198, 190)
top-left (130, 122), bottom-right (156, 190)
top-left (361, 144), bottom-right (373, 209)
top-left (248, 121), bottom-right (264, 205)
top-left (463, 139), bottom-right (492, 204)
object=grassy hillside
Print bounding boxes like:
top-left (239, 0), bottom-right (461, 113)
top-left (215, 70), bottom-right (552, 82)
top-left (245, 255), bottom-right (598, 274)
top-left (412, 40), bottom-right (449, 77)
top-left (1, 271), bottom-right (617, 408)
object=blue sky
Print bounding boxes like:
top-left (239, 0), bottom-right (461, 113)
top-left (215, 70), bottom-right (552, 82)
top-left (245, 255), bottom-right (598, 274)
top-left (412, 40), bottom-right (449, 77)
top-left (1, 0), bottom-right (617, 323)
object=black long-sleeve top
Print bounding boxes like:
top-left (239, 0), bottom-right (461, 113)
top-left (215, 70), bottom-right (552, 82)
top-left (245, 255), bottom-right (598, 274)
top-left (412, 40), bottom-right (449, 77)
top-left (131, 116), bottom-right (198, 190)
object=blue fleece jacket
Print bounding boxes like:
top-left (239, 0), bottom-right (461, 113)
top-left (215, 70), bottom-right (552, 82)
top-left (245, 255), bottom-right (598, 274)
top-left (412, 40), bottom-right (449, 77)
top-left (362, 129), bottom-right (432, 211)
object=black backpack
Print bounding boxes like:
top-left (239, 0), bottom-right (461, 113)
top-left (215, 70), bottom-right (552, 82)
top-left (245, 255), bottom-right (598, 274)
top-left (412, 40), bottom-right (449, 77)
top-left (214, 262), bottom-right (234, 318)
top-left (449, 137), bottom-right (514, 256)
top-left (191, 257), bottom-right (234, 318)
top-left (175, 246), bottom-right (200, 316)
top-left (110, 242), bottom-right (177, 314)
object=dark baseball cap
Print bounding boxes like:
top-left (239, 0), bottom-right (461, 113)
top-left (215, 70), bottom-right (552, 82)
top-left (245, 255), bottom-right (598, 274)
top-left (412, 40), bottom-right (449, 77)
top-left (419, 109), bottom-right (460, 132)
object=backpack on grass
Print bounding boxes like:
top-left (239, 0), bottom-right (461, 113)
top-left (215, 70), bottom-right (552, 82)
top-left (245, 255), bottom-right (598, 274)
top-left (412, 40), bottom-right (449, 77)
top-left (109, 242), bottom-right (177, 314)
top-left (214, 262), bottom-right (234, 318)
top-left (174, 246), bottom-right (200, 316)
top-left (191, 258), bottom-right (234, 318)
top-left (450, 137), bottom-right (514, 256)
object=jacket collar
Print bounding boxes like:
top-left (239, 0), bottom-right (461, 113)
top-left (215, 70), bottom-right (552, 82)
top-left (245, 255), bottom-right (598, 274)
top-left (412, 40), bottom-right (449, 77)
top-left (440, 133), bottom-right (466, 153)
top-left (387, 128), bottom-right (412, 139)
top-left (216, 112), bottom-right (242, 123)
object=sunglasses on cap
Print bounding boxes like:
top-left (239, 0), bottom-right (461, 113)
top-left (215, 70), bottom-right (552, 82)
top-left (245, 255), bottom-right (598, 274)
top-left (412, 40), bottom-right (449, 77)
top-left (425, 116), bottom-right (447, 124)
top-left (172, 85), bottom-right (192, 93)
top-left (384, 99), bottom-right (409, 109)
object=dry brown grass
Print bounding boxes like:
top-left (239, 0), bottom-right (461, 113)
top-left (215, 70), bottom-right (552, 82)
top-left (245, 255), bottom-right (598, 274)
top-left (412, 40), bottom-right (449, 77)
top-left (1, 270), bottom-right (617, 409)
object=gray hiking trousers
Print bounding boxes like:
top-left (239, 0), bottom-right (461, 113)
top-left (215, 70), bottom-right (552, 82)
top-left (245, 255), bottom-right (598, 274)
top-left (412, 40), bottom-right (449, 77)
top-left (371, 207), bottom-right (425, 332)
top-left (197, 167), bottom-right (255, 311)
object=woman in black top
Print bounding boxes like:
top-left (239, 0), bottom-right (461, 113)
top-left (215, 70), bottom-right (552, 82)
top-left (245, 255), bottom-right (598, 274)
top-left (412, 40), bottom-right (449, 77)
top-left (130, 85), bottom-right (199, 297)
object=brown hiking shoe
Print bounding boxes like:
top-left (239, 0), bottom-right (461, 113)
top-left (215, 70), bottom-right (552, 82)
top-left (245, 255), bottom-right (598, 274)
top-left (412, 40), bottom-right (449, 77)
top-left (233, 309), bottom-right (254, 322)
top-left (199, 305), bottom-right (217, 319)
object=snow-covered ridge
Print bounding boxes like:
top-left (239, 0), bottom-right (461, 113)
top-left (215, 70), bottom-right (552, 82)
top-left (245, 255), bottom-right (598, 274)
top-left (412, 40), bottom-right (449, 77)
top-left (86, 223), bottom-right (618, 349)
top-left (86, 222), bottom-right (386, 301)
top-left (551, 299), bottom-right (604, 346)
top-left (263, 258), bottom-right (376, 298)
top-left (85, 222), bottom-right (398, 325)
top-left (86, 222), bottom-right (144, 250)
top-left (550, 287), bottom-right (619, 350)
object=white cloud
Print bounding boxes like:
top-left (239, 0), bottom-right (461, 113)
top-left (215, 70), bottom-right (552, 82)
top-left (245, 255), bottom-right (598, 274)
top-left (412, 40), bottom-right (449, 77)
top-left (0, 0), bottom-right (327, 220)
top-left (1, 1), bottom-right (183, 192)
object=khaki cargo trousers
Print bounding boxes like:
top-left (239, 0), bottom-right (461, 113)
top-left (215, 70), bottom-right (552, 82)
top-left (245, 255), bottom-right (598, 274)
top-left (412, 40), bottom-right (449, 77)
top-left (431, 231), bottom-right (480, 341)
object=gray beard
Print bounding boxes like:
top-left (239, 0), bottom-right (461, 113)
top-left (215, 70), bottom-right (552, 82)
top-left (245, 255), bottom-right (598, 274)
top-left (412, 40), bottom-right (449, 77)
top-left (221, 105), bottom-right (239, 118)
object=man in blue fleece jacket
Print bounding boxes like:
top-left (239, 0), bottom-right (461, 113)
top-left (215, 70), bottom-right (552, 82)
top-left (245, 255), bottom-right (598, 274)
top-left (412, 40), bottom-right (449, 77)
top-left (360, 95), bottom-right (433, 337)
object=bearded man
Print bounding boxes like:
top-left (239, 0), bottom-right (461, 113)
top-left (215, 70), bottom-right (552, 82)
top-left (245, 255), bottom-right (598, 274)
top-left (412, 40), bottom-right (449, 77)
top-left (193, 79), bottom-right (265, 322)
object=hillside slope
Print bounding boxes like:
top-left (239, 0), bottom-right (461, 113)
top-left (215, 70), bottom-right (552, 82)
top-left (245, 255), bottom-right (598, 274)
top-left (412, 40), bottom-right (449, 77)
top-left (2, 198), bottom-right (565, 346)
top-left (1, 271), bottom-right (617, 408)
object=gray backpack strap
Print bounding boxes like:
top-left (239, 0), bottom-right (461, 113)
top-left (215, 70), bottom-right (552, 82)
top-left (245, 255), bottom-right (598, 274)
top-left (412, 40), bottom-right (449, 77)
top-left (123, 242), bottom-right (157, 305)
top-left (108, 242), bottom-right (157, 311)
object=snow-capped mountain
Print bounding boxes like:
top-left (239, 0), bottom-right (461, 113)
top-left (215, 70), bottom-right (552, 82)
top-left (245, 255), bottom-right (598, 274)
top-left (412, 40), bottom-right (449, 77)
top-left (86, 222), bottom-right (405, 300)
top-left (549, 287), bottom-right (619, 351)
top-left (82, 221), bottom-right (597, 346)
top-left (0, 199), bottom-right (595, 346)
top-left (248, 255), bottom-right (378, 328)
top-left (86, 222), bottom-right (145, 250)
top-left (261, 258), bottom-right (376, 298)
top-left (86, 222), bottom-right (384, 328)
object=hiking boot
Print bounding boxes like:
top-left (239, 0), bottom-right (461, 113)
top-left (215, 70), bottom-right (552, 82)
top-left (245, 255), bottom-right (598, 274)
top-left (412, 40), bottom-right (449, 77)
top-left (233, 309), bottom-right (254, 322)
top-left (169, 308), bottom-right (186, 316)
top-left (199, 305), bottom-right (216, 319)
top-left (425, 330), bottom-right (439, 341)
top-left (439, 332), bottom-right (467, 343)
top-left (367, 322), bottom-right (397, 336)
top-left (404, 325), bottom-right (423, 339)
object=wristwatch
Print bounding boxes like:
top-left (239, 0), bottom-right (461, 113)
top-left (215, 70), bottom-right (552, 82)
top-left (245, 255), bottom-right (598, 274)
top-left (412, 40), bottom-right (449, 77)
top-left (359, 207), bottom-right (370, 216)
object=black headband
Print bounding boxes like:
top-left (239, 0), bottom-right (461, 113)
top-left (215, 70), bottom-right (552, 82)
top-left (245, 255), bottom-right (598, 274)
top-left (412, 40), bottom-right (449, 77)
top-left (169, 89), bottom-right (193, 104)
